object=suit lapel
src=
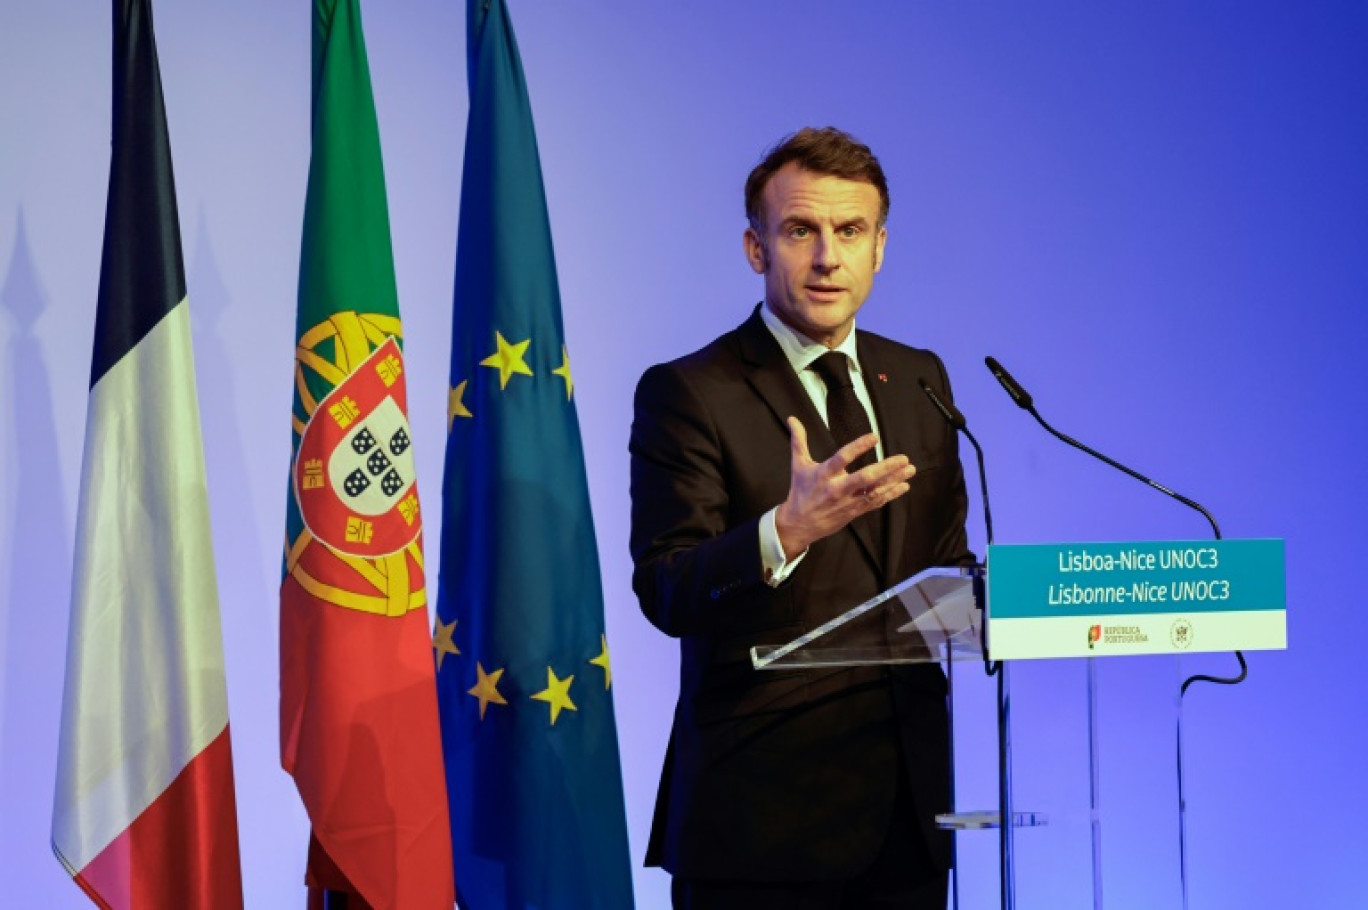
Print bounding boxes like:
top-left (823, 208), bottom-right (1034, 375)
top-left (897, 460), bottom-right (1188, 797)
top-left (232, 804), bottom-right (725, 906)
top-left (736, 308), bottom-right (833, 459)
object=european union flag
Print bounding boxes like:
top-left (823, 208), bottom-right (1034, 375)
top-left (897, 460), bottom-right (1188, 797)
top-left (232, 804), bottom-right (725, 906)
top-left (435, 2), bottom-right (635, 908)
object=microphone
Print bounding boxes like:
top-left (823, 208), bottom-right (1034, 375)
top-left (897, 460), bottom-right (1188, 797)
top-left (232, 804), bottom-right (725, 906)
top-left (918, 376), bottom-right (967, 432)
top-left (982, 356), bottom-right (1245, 693)
top-left (984, 356), bottom-right (1032, 411)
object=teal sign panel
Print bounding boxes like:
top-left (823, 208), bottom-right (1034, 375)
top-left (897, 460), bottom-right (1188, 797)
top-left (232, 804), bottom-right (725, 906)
top-left (987, 539), bottom-right (1286, 619)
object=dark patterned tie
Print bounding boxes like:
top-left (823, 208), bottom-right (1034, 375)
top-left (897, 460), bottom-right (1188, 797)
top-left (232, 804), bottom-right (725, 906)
top-left (811, 351), bottom-right (876, 473)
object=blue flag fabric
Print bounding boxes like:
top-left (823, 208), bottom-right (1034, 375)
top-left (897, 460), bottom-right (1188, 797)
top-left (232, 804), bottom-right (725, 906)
top-left (435, 1), bottom-right (635, 908)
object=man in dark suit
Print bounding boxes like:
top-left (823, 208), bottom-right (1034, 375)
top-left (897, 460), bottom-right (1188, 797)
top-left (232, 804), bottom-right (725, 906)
top-left (630, 127), bottom-right (973, 908)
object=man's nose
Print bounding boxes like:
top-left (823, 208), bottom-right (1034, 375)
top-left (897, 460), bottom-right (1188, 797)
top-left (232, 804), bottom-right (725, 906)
top-left (812, 230), bottom-right (840, 272)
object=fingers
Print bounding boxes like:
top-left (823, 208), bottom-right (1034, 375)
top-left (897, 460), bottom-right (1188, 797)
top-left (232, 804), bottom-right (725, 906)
top-left (848, 458), bottom-right (917, 511)
top-left (827, 432), bottom-right (880, 474)
top-left (787, 416), bottom-right (812, 465)
top-left (850, 455), bottom-right (916, 489)
top-left (857, 476), bottom-right (913, 510)
top-left (833, 452), bottom-right (914, 494)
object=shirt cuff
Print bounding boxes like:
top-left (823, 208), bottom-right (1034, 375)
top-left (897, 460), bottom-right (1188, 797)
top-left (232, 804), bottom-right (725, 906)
top-left (760, 506), bottom-right (807, 587)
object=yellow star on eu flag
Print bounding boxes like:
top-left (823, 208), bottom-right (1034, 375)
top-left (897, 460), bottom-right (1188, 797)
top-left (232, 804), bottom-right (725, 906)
top-left (589, 634), bottom-right (612, 690)
top-left (552, 345), bottom-right (574, 400)
top-left (530, 666), bottom-right (577, 725)
top-left (480, 331), bottom-right (534, 390)
top-left (432, 617), bottom-right (460, 670)
top-left (467, 661), bottom-right (508, 720)
top-left (448, 379), bottom-right (472, 429)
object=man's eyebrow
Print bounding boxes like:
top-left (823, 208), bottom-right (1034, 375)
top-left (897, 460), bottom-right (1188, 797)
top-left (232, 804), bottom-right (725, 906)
top-left (779, 213), bottom-right (871, 228)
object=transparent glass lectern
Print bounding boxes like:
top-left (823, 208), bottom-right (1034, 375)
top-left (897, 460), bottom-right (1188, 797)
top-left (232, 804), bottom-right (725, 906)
top-left (750, 565), bottom-right (1043, 910)
top-left (751, 565), bottom-right (986, 670)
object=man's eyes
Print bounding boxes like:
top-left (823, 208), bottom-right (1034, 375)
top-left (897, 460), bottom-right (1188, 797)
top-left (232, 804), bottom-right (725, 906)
top-left (784, 225), bottom-right (862, 239)
top-left (787, 225), bottom-right (859, 239)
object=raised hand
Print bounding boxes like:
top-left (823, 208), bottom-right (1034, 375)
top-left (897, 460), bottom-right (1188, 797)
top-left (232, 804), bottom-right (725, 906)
top-left (774, 416), bottom-right (916, 559)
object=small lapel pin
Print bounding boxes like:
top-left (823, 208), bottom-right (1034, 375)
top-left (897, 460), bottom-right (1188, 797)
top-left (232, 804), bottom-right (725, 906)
top-left (878, 373), bottom-right (889, 383)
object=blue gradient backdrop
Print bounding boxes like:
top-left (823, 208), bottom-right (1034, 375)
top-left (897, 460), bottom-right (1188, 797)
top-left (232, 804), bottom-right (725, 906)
top-left (2, 2), bottom-right (1364, 907)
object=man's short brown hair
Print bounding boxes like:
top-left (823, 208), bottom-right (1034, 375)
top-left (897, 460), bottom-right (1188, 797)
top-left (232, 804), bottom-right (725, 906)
top-left (744, 127), bottom-right (890, 231)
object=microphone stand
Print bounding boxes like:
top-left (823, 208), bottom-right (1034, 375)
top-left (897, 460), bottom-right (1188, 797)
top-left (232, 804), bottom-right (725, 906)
top-left (919, 378), bottom-right (1014, 910)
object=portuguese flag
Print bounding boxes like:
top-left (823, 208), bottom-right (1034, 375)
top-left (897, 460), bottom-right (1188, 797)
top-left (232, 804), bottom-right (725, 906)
top-left (279, 1), bottom-right (453, 908)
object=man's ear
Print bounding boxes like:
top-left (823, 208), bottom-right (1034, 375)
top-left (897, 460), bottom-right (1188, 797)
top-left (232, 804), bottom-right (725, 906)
top-left (743, 226), bottom-right (767, 274)
top-left (873, 225), bottom-right (887, 273)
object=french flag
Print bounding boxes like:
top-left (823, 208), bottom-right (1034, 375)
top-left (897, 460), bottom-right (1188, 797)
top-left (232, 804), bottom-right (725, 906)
top-left (50, 1), bottom-right (244, 907)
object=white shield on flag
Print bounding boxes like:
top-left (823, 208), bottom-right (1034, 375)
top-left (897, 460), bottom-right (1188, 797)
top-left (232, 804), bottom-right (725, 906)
top-left (294, 336), bottom-right (423, 558)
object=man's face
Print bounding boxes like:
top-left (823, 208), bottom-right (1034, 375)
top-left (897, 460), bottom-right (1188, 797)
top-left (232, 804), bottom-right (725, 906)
top-left (744, 162), bottom-right (887, 348)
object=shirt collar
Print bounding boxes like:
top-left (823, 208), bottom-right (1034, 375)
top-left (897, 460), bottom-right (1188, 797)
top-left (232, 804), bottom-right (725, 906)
top-left (759, 304), bottom-right (863, 377)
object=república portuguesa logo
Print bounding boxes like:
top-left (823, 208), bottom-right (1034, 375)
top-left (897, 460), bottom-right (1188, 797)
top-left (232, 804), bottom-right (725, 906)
top-left (1086, 622), bottom-right (1153, 650)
